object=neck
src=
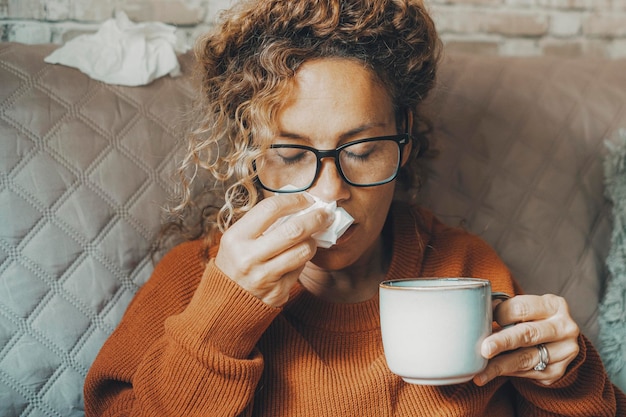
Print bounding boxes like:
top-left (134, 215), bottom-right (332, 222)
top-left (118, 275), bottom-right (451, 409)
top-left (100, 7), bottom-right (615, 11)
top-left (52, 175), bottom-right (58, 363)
top-left (300, 236), bottom-right (390, 303)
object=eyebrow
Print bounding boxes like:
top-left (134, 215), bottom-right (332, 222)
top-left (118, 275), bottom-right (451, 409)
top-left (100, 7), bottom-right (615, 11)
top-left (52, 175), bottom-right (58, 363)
top-left (278, 121), bottom-right (387, 143)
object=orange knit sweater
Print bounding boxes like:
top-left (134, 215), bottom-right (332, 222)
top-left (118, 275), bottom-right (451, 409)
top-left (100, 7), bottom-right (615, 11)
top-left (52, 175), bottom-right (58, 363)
top-left (84, 203), bottom-right (625, 416)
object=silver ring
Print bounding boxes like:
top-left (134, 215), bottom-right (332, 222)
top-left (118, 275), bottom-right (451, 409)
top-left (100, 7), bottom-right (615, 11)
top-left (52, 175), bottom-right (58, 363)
top-left (533, 343), bottom-right (549, 371)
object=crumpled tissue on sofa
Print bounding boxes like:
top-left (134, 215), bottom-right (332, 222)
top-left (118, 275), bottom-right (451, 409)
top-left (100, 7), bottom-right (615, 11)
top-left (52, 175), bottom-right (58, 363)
top-left (44, 11), bottom-right (188, 86)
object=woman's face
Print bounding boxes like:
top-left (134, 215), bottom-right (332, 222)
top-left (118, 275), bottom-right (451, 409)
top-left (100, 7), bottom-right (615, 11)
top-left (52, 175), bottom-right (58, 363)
top-left (267, 58), bottom-right (407, 271)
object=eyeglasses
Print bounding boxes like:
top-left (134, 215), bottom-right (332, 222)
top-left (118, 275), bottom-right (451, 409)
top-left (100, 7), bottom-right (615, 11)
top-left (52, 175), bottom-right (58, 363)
top-left (254, 133), bottom-right (409, 193)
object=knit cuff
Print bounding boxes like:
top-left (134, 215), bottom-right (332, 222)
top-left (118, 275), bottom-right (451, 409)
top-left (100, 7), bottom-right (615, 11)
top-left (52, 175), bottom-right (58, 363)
top-left (542, 333), bottom-right (589, 389)
top-left (511, 333), bottom-right (618, 414)
top-left (166, 259), bottom-right (282, 361)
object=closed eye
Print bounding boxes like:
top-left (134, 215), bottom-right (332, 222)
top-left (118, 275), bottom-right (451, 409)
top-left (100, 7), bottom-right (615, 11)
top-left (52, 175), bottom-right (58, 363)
top-left (342, 142), bottom-right (378, 161)
top-left (269, 148), bottom-right (313, 166)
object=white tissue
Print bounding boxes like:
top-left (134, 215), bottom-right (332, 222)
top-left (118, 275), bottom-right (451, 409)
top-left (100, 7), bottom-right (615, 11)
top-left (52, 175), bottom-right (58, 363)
top-left (305, 195), bottom-right (354, 248)
top-left (267, 192), bottom-right (354, 248)
top-left (44, 11), bottom-right (188, 86)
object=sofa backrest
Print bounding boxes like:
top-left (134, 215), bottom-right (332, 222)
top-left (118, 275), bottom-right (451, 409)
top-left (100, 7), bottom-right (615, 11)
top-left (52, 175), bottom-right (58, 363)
top-left (1, 42), bottom-right (625, 416)
top-left (421, 52), bottom-right (626, 347)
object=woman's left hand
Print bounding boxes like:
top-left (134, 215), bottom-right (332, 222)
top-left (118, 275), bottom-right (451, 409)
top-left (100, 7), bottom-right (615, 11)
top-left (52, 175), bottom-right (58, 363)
top-left (473, 294), bottom-right (580, 386)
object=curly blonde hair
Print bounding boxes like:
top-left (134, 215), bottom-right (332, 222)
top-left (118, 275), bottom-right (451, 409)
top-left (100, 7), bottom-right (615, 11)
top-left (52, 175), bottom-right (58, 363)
top-left (158, 0), bottom-right (442, 253)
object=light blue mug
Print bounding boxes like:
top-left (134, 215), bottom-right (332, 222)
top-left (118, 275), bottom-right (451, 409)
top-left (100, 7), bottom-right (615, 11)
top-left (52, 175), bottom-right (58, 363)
top-left (379, 278), bottom-right (510, 385)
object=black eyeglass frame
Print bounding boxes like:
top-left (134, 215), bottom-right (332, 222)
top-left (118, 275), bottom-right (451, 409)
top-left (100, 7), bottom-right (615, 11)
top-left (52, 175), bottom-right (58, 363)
top-left (254, 133), bottom-right (410, 193)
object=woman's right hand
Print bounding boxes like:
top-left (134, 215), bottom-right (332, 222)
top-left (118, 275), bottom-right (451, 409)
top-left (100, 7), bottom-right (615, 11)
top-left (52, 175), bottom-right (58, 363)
top-left (214, 193), bottom-right (335, 307)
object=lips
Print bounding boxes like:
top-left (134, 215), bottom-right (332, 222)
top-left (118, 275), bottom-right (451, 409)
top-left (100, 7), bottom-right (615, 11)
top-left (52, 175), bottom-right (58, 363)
top-left (333, 223), bottom-right (356, 246)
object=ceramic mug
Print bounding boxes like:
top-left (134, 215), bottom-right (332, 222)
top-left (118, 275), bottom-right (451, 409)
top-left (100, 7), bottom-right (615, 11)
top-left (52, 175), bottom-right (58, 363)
top-left (379, 278), bottom-right (510, 385)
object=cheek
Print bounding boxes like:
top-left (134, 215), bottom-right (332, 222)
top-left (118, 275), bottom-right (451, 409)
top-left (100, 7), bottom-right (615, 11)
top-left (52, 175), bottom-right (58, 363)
top-left (359, 185), bottom-right (395, 226)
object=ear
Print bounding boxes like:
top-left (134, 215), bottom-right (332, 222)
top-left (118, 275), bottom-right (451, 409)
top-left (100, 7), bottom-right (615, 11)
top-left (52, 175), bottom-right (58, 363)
top-left (400, 111), bottom-right (413, 167)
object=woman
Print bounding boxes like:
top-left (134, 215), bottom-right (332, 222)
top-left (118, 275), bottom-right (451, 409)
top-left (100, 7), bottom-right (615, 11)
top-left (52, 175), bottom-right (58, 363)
top-left (84, 0), bottom-right (626, 415)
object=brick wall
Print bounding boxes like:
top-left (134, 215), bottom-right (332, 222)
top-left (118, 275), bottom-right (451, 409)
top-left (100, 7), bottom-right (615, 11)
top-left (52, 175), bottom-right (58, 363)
top-left (1, 0), bottom-right (625, 59)
top-left (430, 0), bottom-right (626, 58)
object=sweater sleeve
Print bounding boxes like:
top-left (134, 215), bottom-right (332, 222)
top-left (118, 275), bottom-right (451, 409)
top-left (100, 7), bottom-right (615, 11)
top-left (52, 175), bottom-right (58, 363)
top-left (84, 241), bottom-right (282, 417)
top-left (511, 334), bottom-right (626, 416)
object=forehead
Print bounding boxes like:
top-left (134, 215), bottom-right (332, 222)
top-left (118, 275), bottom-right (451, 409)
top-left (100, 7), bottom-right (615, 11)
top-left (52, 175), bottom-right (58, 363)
top-left (294, 57), bottom-right (383, 89)
top-left (291, 58), bottom-right (389, 102)
top-left (276, 58), bottom-right (395, 131)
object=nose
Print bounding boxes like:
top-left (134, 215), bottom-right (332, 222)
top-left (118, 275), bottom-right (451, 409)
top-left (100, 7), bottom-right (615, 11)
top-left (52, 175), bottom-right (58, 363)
top-left (308, 158), bottom-right (350, 202)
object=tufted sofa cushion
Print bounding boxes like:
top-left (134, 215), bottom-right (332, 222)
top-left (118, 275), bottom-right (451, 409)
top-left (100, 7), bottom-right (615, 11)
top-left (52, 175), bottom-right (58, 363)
top-left (1, 42), bottom-right (625, 415)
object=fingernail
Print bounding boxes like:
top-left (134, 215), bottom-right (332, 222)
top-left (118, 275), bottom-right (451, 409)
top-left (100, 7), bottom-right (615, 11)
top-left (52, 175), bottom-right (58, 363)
top-left (475, 373), bottom-right (488, 386)
top-left (325, 209), bottom-right (336, 225)
top-left (482, 341), bottom-right (496, 358)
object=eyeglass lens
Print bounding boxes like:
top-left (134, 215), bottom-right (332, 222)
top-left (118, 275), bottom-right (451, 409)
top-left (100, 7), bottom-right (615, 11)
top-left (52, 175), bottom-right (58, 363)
top-left (256, 138), bottom-right (401, 192)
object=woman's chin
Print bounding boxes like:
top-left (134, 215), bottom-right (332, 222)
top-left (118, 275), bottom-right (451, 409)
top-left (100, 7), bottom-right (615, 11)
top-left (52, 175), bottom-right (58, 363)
top-left (311, 225), bottom-right (377, 271)
top-left (310, 249), bottom-right (352, 271)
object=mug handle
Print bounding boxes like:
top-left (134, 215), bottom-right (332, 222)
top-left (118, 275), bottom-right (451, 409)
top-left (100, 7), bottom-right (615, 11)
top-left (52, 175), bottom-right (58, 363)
top-left (491, 292), bottom-right (514, 328)
top-left (492, 292), bottom-right (511, 302)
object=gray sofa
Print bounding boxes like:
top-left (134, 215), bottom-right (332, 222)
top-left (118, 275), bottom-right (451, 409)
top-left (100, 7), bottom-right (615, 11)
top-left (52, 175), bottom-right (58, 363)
top-left (1, 42), bottom-right (625, 416)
